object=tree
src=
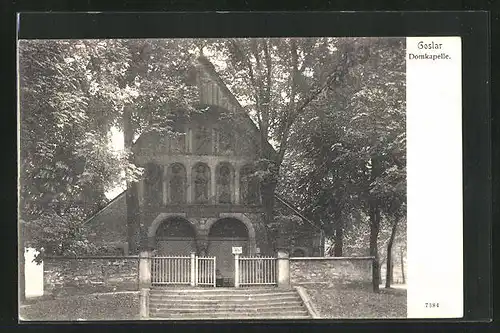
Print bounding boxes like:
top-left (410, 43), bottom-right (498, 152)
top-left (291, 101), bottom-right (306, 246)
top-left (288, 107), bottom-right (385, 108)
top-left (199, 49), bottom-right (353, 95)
top-left (109, 39), bottom-right (198, 253)
top-left (19, 40), bottom-right (123, 257)
top-left (275, 37), bottom-right (406, 291)
top-left (19, 39), bottom-right (200, 256)
top-left (201, 37), bottom-right (372, 250)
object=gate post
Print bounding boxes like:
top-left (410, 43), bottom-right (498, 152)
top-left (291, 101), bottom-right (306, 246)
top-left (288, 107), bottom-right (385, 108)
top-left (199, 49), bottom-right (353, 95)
top-left (234, 254), bottom-right (240, 288)
top-left (138, 250), bottom-right (151, 319)
top-left (139, 287), bottom-right (149, 319)
top-left (277, 249), bottom-right (290, 289)
top-left (190, 252), bottom-right (196, 286)
top-left (139, 250), bottom-right (151, 289)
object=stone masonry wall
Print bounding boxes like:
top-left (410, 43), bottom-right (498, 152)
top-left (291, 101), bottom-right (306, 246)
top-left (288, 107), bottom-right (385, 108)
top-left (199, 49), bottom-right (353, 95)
top-left (290, 257), bottom-right (373, 288)
top-left (44, 257), bottom-right (139, 298)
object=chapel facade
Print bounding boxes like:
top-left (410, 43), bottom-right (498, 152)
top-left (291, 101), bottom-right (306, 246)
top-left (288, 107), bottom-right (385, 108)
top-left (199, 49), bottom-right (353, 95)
top-left (85, 56), bottom-right (323, 281)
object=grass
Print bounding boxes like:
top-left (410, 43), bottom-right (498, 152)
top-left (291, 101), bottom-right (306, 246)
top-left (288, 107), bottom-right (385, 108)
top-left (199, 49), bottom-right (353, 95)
top-left (302, 282), bottom-right (407, 319)
top-left (19, 292), bottom-right (140, 321)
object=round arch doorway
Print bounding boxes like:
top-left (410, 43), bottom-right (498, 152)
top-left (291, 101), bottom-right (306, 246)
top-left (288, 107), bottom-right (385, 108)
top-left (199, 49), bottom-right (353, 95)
top-left (207, 218), bottom-right (249, 286)
top-left (155, 217), bottom-right (197, 256)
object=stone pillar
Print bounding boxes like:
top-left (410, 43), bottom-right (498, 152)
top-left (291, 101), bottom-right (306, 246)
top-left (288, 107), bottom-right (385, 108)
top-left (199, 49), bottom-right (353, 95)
top-left (277, 249), bottom-right (290, 289)
top-left (186, 163), bottom-right (192, 203)
top-left (234, 167), bottom-right (240, 205)
top-left (234, 253), bottom-right (240, 288)
top-left (137, 180), bottom-right (145, 208)
top-left (198, 230), bottom-right (209, 257)
top-left (190, 252), bottom-right (196, 286)
top-left (212, 128), bottom-right (218, 154)
top-left (138, 250), bottom-right (151, 320)
top-left (162, 168), bottom-right (168, 207)
top-left (139, 288), bottom-right (149, 319)
top-left (186, 128), bottom-right (192, 154)
top-left (139, 250), bottom-right (151, 289)
top-left (210, 163), bottom-right (217, 204)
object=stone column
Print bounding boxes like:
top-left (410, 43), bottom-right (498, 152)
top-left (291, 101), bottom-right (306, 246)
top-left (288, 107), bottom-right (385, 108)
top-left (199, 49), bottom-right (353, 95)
top-left (137, 180), bottom-right (145, 208)
top-left (162, 168), bottom-right (168, 207)
top-left (197, 229), bottom-right (209, 257)
top-left (234, 166), bottom-right (240, 205)
top-left (139, 288), bottom-right (149, 319)
top-left (276, 249), bottom-right (290, 289)
top-left (138, 250), bottom-right (151, 320)
top-left (212, 128), bottom-right (218, 154)
top-left (210, 162), bottom-right (217, 204)
top-left (186, 162), bottom-right (192, 203)
top-left (139, 250), bottom-right (151, 289)
top-left (185, 128), bottom-right (191, 154)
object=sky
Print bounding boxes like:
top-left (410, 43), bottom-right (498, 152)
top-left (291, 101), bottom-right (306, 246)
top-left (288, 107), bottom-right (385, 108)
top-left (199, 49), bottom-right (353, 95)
top-left (105, 126), bottom-right (125, 199)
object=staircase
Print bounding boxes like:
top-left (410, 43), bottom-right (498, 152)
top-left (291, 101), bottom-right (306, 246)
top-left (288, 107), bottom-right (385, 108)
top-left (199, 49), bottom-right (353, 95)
top-left (148, 287), bottom-right (312, 320)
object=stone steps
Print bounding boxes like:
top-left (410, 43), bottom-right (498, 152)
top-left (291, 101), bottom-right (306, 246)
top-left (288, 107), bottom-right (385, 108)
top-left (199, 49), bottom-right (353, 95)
top-left (149, 311), bottom-right (311, 320)
top-left (149, 303), bottom-right (304, 311)
top-left (148, 287), bottom-right (311, 319)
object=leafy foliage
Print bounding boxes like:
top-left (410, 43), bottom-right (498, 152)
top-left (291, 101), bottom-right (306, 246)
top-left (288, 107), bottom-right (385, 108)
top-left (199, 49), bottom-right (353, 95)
top-left (276, 38), bottom-right (406, 288)
top-left (19, 39), bottom-right (197, 255)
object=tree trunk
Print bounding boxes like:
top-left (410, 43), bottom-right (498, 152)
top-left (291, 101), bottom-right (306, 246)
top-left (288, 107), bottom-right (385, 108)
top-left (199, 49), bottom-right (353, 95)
top-left (400, 246), bottom-right (406, 284)
top-left (385, 219), bottom-right (399, 288)
top-left (333, 212), bottom-right (343, 257)
top-left (369, 202), bottom-right (381, 293)
top-left (124, 106), bottom-right (140, 254)
top-left (262, 180), bottom-right (277, 251)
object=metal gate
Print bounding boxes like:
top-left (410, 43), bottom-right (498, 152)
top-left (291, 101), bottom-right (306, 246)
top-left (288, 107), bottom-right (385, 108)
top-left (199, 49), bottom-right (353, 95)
top-left (151, 256), bottom-right (191, 285)
top-left (151, 254), bottom-right (216, 287)
top-left (196, 256), bottom-right (216, 287)
top-left (236, 256), bottom-right (277, 286)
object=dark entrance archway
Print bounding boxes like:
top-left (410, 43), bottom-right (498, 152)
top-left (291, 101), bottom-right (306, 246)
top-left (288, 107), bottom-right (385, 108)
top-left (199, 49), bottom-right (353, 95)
top-left (208, 218), bottom-right (249, 285)
top-left (155, 217), bottom-right (197, 256)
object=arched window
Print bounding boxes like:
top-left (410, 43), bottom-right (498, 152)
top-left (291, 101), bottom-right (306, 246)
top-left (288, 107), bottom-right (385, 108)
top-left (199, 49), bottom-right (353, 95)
top-left (240, 164), bottom-right (260, 205)
top-left (192, 163), bottom-right (210, 203)
top-left (144, 163), bottom-right (163, 205)
top-left (216, 163), bottom-right (234, 204)
top-left (168, 163), bottom-right (187, 204)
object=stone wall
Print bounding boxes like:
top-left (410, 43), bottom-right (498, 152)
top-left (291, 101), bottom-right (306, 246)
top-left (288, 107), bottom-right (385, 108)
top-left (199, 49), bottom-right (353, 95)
top-left (290, 257), bottom-right (373, 287)
top-left (44, 257), bottom-right (139, 298)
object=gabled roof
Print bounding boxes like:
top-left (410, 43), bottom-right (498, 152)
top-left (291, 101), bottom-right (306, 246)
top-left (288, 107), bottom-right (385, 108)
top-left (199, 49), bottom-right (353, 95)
top-left (83, 190), bottom-right (127, 225)
top-left (195, 56), bottom-right (278, 160)
top-left (274, 194), bottom-right (323, 232)
top-left (86, 55), bottom-right (285, 225)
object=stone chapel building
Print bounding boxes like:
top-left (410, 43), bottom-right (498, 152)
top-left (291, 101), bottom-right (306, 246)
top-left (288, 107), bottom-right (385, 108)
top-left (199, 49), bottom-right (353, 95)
top-left (84, 56), bottom-right (324, 281)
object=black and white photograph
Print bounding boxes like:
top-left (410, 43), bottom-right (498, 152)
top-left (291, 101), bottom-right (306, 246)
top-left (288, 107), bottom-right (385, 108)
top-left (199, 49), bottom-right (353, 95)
top-left (18, 36), bottom-right (409, 320)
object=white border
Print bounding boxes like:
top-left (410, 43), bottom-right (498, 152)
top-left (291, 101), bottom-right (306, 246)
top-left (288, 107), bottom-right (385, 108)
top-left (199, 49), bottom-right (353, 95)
top-left (406, 37), bottom-right (463, 318)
